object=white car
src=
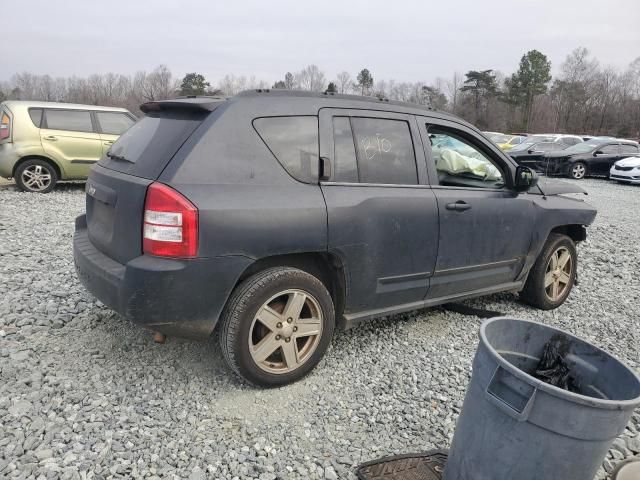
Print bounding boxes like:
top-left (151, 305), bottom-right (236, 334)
top-left (610, 156), bottom-right (640, 184)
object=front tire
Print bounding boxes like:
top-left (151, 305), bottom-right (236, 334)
top-left (568, 162), bottom-right (586, 180)
top-left (219, 267), bottom-right (335, 387)
top-left (15, 159), bottom-right (58, 193)
top-left (520, 234), bottom-right (577, 310)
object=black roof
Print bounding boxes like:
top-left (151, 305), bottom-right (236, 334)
top-left (140, 89), bottom-right (468, 126)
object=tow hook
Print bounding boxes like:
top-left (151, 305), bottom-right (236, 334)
top-left (152, 331), bottom-right (166, 344)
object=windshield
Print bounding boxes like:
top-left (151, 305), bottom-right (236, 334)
top-left (564, 142), bottom-right (598, 154)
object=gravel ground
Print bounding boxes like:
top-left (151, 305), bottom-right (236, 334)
top-left (0, 179), bottom-right (638, 480)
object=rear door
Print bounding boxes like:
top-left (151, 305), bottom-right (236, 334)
top-left (319, 108), bottom-right (439, 313)
top-left (94, 111), bottom-right (137, 155)
top-left (592, 143), bottom-right (620, 175)
top-left (40, 109), bottom-right (102, 178)
top-left (418, 117), bottom-right (535, 299)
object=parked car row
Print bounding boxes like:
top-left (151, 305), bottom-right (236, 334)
top-left (483, 130), bottom-right (640, 181)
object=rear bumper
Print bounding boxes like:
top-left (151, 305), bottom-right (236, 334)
top-left (73, 214), bottom-right (252, 339)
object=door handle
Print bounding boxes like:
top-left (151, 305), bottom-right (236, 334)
top-left (103, 141), bottom-right (114, 145)
top-left (446, 201), bottom-right (472, 211)
top-left (43, 135), bottom-right (58, 141)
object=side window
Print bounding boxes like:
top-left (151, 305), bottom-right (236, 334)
top-left (351, 117), bottom-right (417, 185)
top-left (620, 144), bottom-right (639, 154)
top-left (253, 116), bottom-right (319, 183)
top-left (562, 137), bottom-right (580, 146)
top-left (427, 126), bottom-right (504, 189)
top-left (332, 117), bottom-right (358, 182)
top-left (540, 142), bottom-right (560, 152)
top-left (44, 109), bottom-right (93, 133)
top-left (29, 108), bottom-right (43, 128)
top-left (96, 112), bottom-right (135, 135)
top-left (600, 144), bottom-right (619, 154)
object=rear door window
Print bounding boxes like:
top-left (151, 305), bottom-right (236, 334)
top-left (99, 110), bottom-right (207, 179)
top-left (253, 116), bottom-right (319, 183)
top-left (44, 109), bottom-right (93, 133)
top-left (351, 117), bottom-right (417, 185)
top-left (620, 144), bottom-right (639, 154)
top-left (96, 112), bottom-right (135, 135)
top-left (29, 108), bottom-right (43, 128)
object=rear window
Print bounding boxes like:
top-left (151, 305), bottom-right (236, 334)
top-left (96, 112), bottom-right (135, 135)
top-left (253, 116), bottom-right (319, 183)
top-left (98, 111), bottom-right (207, 179)
top-left (29, 108), bottom-right (43, 128)
top-left (44, 109), bottom-right (93, 132)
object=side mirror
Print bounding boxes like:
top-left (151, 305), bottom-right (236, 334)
top-left (594, 150), bottom-right (604, 156)
top-left (514, 166), bottom-right (538, 192)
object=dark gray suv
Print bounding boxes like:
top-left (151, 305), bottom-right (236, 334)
top-left (74, 90), bottom-right (597, 387)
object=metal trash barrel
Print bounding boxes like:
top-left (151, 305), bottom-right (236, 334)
top-left (444, 317), bottom-right (640, 480)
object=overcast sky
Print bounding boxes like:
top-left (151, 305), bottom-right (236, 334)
top-left (3, 0), bottom-right (639, 85)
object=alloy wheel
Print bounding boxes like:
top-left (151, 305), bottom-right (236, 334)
top-left (544, 247), bottom-right (573, 301)
top-left (249, 289), bottom-right (323, 374)
top-left (571, 164), bottom-right (586, 179)
top-left (21, 165), bottom-right (52, 192)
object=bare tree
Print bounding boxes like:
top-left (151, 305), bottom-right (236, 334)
top-left (295, 65), bottom-right (326, 92)
top-left (336, 71), bottom-right (352, 94)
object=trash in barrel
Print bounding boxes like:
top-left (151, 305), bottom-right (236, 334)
top-left (444, 317), bottom-right (640, 480)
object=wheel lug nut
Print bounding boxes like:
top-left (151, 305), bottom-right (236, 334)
top-left (276, 322), bottom-right (282, 328)
top-left (293, 326), bottom-right (298, 332)
top-left (287, 318), bottom-right (293, 323)
top-left (285, 337), bottom-right (291, 342)
top-left (275, 335), bottom-right (281, 340)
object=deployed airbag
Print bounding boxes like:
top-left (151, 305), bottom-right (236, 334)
top-left (436, 149), bottom-right (502, 181)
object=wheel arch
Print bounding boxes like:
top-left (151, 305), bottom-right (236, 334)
top-left (235, 252), bottom-right (347, 324)
top-left (13, 155), bottom-right (64, 180)
top-left (549, 224), bottom-right (587, 243)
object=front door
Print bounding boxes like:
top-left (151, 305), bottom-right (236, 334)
top-left (41, 109), bottom-right (102, 178)
top-left (319, 109), bottom-right (439, 314)
top-left (418, 118), bottom-right (535, 299)
top-left (591, 143), bottom-right (620, 175)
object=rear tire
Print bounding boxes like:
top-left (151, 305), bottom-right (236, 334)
top-left (520, 233), bottom-right (577, 310)
top-left (219, 267), bottom-right (335, 387)
top-left (568, 162), bottom-right (586, 180)
top-left (15, 159), bottom-right (58, 193)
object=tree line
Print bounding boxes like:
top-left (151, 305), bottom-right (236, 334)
top-left (2, 47), bottom-right (639, 138)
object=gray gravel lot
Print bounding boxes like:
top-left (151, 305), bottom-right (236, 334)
top-left (1, 179), bottom-right (639, 479)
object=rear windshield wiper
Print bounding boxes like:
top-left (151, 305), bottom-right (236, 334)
top-left (106, 151), bottom-right (133, 163)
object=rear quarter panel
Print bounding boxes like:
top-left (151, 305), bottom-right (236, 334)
top-left (159, 100), bottom-right (328, 260)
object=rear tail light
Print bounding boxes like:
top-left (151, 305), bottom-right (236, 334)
top-left (143, 182), bottom-right (198, 258)
top-left (0, 112), bottom-right (10, 141)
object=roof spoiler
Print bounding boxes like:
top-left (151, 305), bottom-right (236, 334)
top-left (140, 96), bottom-right (227, 114)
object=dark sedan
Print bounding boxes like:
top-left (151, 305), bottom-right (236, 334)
top-left (541, 140), bottom-right (640, 179)
top-left (509, 140), bottom-right (569, 170)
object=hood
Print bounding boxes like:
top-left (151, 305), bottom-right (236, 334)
top-left (535, 178), bottom-right (587, 196)
top-left (615, 156), bottom-right (640, 167)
